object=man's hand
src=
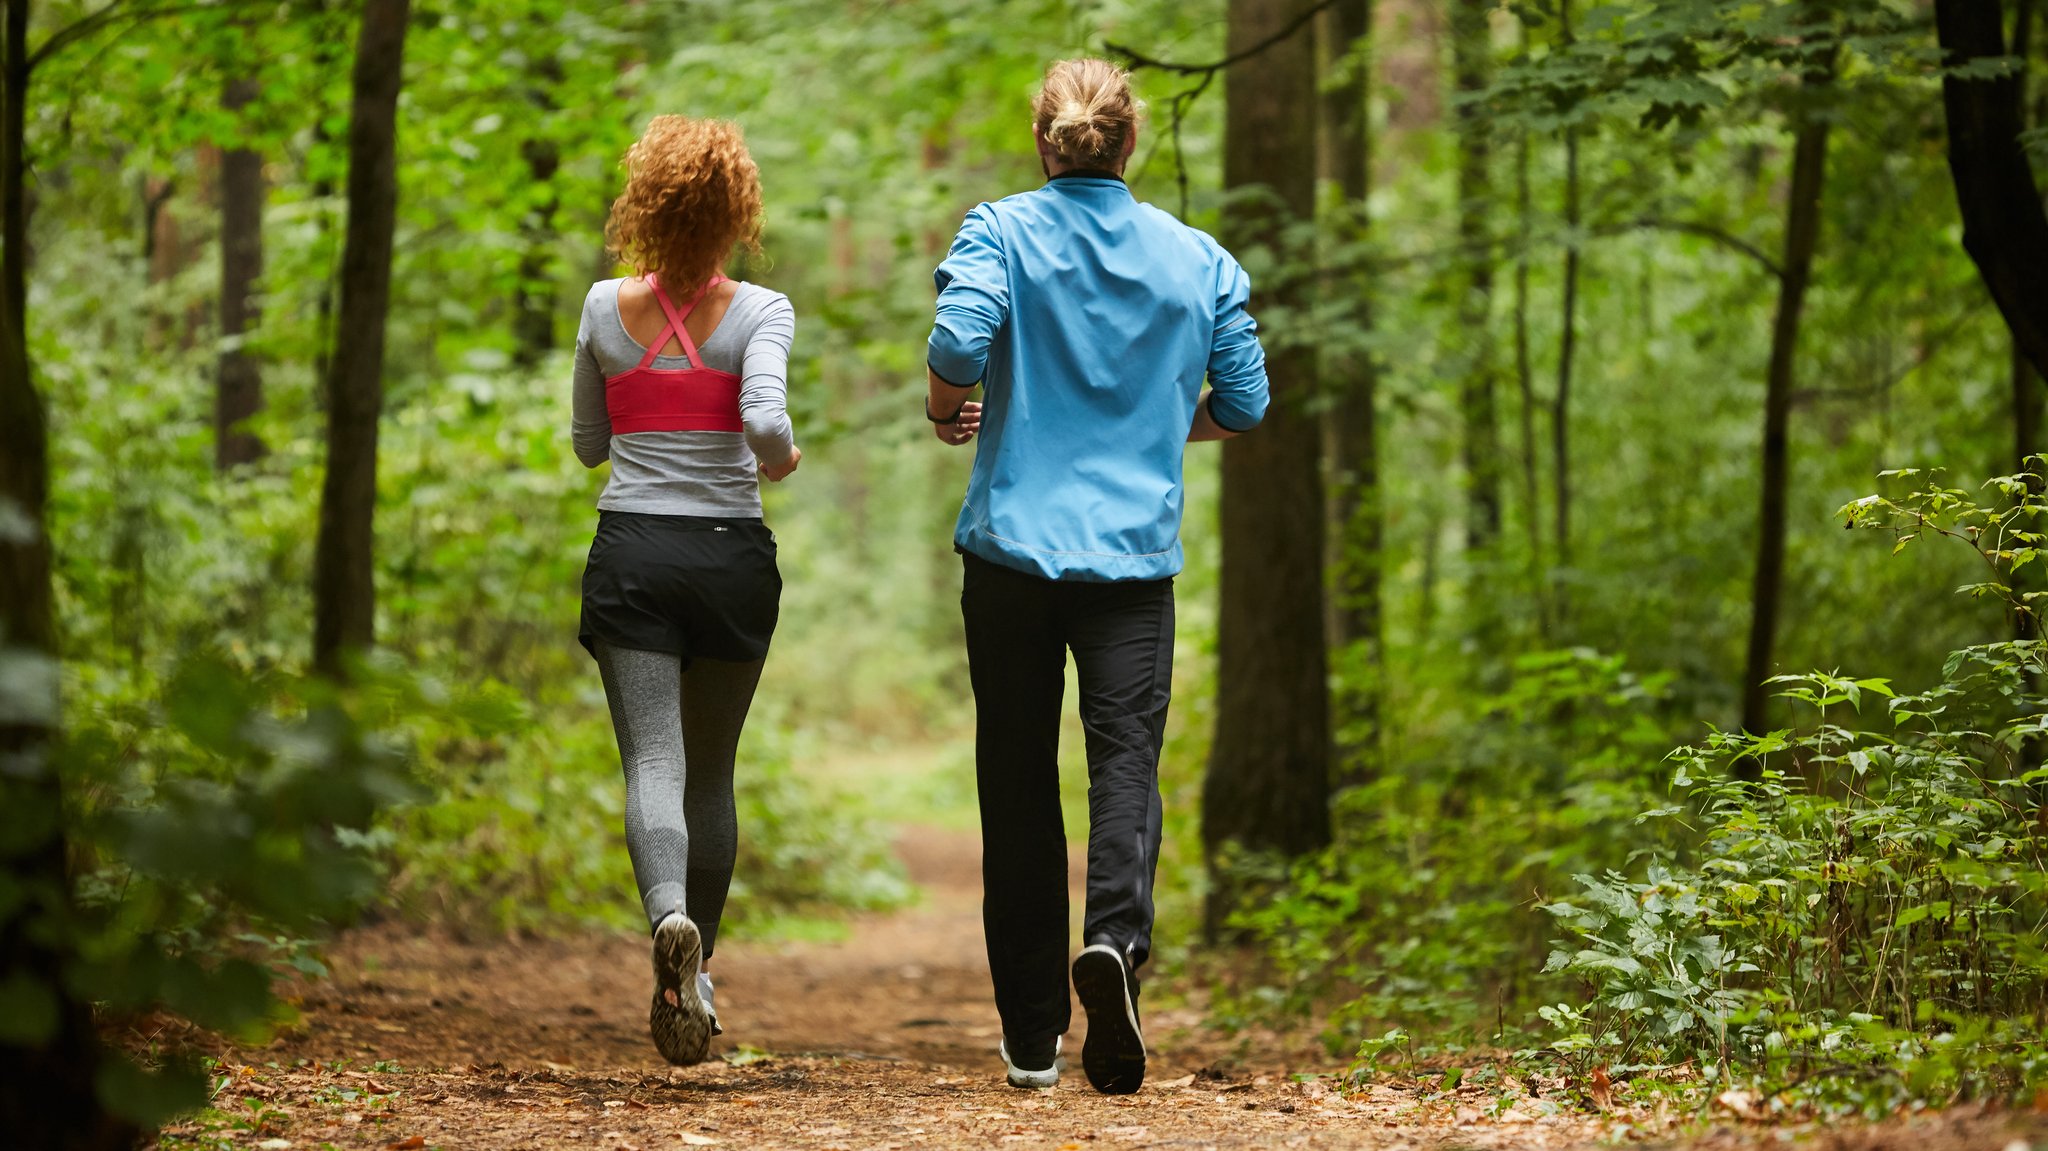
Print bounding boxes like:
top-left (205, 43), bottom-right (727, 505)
top-left (760, 445), bottom-right (802, 482)
top-left (933, 401), bottom-right (982, 446)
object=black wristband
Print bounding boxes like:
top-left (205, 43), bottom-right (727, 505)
top-left (926, 399), bottom-right (963, 425)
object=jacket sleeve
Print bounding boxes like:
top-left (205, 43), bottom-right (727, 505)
top-left (1204, 253), bottom-right (1270, 432)
top-left (571, 288), bottom-right (613, 467)
top-left (926, 205), bottom-right (1009, 387)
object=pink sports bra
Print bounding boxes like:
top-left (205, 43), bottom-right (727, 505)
top-left (604, 275), bottom-right (744, 435)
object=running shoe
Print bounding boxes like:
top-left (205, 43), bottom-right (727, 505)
top-left (1001, 1035), bottom-right (1063, 1089)
top-left (650, 913), bottom-right (713, 1065)
top-left (1072, 942), bottom-right (1145, 1094)
top-left (698, 970), bottom-right (722, 1037)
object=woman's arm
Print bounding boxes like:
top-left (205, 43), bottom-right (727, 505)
top-left (741, 294), bottom-right (801, 481)
top-left (571, 295), bottom-right (612, 468)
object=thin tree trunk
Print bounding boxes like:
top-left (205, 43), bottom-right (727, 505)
top-left (0, 3), bottom-right (132, 1146)
top-left (217, 75), bottom-right (266, 469)
top-left (1514, 125), bottom-right (1546, 637)
top-left (1551, 0), bottom-right (1580, 626)
top-left (511, 53), bottom-right (562, 367)
top-left (312, 0), bottom-right (410, 676)
top-left (1738, 90), bottom-right (1833, 756)
top-left (1935, 0), bottom-right (2048, 381)
top-left (1453, 0), bottom-right (1499, 556)
top-left (1206, 0), bottom-right (1332, 915)
top-left (1322, 0), bottom-right (1382, 791)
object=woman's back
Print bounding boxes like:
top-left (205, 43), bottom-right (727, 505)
top-left (571, 277), bottom-right (796, 518)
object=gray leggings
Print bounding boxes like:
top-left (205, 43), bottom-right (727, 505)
top-left (592, 642), bottom-right (764, 958)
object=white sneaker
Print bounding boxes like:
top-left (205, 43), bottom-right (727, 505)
top-left (698, 970), bottom-right (722, 1036)
top-left (650, 913), bottom-right (712, 1065)
top-left (1001, 1035), bottom-right (1063, 1089)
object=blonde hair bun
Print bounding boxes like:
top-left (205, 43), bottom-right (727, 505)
top-left (1034, 59), bottom-right (1144, 169)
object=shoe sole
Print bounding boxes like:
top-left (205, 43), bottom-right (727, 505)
top-left (1072, 945), bottom-right (1145, 1094)
top-left (651, 916), bottom-right (712, 1066)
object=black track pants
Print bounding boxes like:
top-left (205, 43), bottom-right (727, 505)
top-left (960, 552), bottom-right (1172, 1047)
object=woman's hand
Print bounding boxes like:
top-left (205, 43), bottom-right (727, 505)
top-left (934, 401), bottom-right (982, 446)
top-left (760, 446), bottom-right (802, 482)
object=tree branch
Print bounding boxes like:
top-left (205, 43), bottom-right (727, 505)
top-left (1630, 216), bottom-right (1787, 281)
top-left (1106, 0), bottom-right (1344, 76)
top-left (29, 0), bottom-right (261, 73)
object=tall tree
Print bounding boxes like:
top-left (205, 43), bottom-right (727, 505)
top-left (1320, 0), bottom-right (1383, 790)
top-left (1739, 63), bottom-right (1834, 754)
top-left (1551, 0), bottom-right (1581, 625)
top-left (0, 3), bottom-right (131, 1145)
top-left (1452, 0), bottom-right (1500, 555)
top-left (217, 74), bottom-right (266, 469)
top-left (312, 0), bottom-right (410, 676)
top-left (512, 49), bottom-right (563, 368)
top-left (1206, 0), bottom-right (1332, 891)
top-left (1934, 0), bottom-right (2048, 381)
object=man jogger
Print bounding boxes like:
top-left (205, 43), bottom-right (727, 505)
top-left (921, 58), bottom-right (1272, 1094)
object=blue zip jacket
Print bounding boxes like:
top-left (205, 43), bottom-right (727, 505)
top-left (927, 172), bottom-right (1271, 582)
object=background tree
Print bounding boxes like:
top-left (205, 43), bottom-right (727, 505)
top-left (1204, 0), bottom-right (1333, 900)
top-left (1322, 0), bottom-right (1383, 788)
top-left (312, 0), bottom-right (410, 676)
top-left (1739, 35), bottom-right (1835, 753)
top-left (216, 73), bottom-right (265, 470)
top-left (1934, 0), bottom-right (2048, 381)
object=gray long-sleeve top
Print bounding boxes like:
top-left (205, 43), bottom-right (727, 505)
top-left (571, 278), bottom-right (797, 517)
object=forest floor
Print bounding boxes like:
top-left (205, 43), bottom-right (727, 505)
top-left (149, 818), bottom-right (2048, 1150)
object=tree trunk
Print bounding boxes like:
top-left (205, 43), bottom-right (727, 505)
top-left (1934, 0), bottom-right (2048, 382)
top-left (511, 53), bottom-right (563, 368)
top-left (217, 75), bottom-right (266, 470)
top-left (0, 4), bottom-right (133, 1146)
top-left (1205, 0), bottom-right (1332, 902)
top-left (1514, 125), bottom-right (1546, 637)
top-left (312, 0), bottom-right (409, 676)
top-left (1453, 0), bottom-right (1499, 555)
top-left (1738, 96), bottom-right (1832, 755)
top-left (1551, 0), bottom-right (1580, 626)
top-left (1321, 0), bottom-right (1382, 792)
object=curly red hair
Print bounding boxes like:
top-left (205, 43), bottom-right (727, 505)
top-left (605, 116), bottom-right (764, 291)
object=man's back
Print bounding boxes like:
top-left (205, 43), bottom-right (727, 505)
top-left (927, 172), bottom-right (1268, 581)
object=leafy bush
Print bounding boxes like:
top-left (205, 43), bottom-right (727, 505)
top-left (1216, 647), bottom-right (1679, 1049)
top-left (1540, 469), bottom-right (2048, 1108)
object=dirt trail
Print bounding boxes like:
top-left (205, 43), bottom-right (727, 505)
top-left (161, 828), bottom-right (2046, 1151)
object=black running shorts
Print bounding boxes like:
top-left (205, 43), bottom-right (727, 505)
top-left (578, 510), bottom-right (781, 666)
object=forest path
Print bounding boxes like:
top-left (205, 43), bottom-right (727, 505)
top-left (165, 823), bottom-right (2045, 1151)
top-left (167, 824), bottom-right (1625, 1151)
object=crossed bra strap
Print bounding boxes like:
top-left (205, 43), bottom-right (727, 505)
top-left (636, 273), bottom-right (731, 370)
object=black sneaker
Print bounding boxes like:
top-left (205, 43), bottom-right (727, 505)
top-left (1001, 1034), bottom-right (1062, 1089)
top-left (1072, 943), bottom-right (1145, 1094)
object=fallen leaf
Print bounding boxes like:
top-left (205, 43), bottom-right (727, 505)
top-left (1157, 1075), bottom-right (1195, 1090)
top-left (385, 1138), bottom-right (426, 1151)
top-left (257, 1141), bottom-right (292, 1150)
top-left (1104, 1126), bottom-right (1152, 1143)
top-left (625, 1098), bottom-right (649, 1111)
top-left (1587, 1065), bottom-right (1613, 1111)
top-left (1715, 1088), bottom-right (1767, 1121)
top-left (679, 1137), bottom-right (719, 1147)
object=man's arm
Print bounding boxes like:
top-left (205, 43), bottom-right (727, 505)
top-left (1200, 258), bottom-right (1271, 440)
top-left (929, 366), bottom-right (982, 446)
top-left (1189, 391), bottom-right (1247, 442)
top-left (926, 206), bottom-right (1008, 398)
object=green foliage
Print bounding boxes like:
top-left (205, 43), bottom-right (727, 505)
top-left (1215, 648), bottom-right (1678, 1048)
top-left (1538, 472), bottom-right (2048, 1109)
